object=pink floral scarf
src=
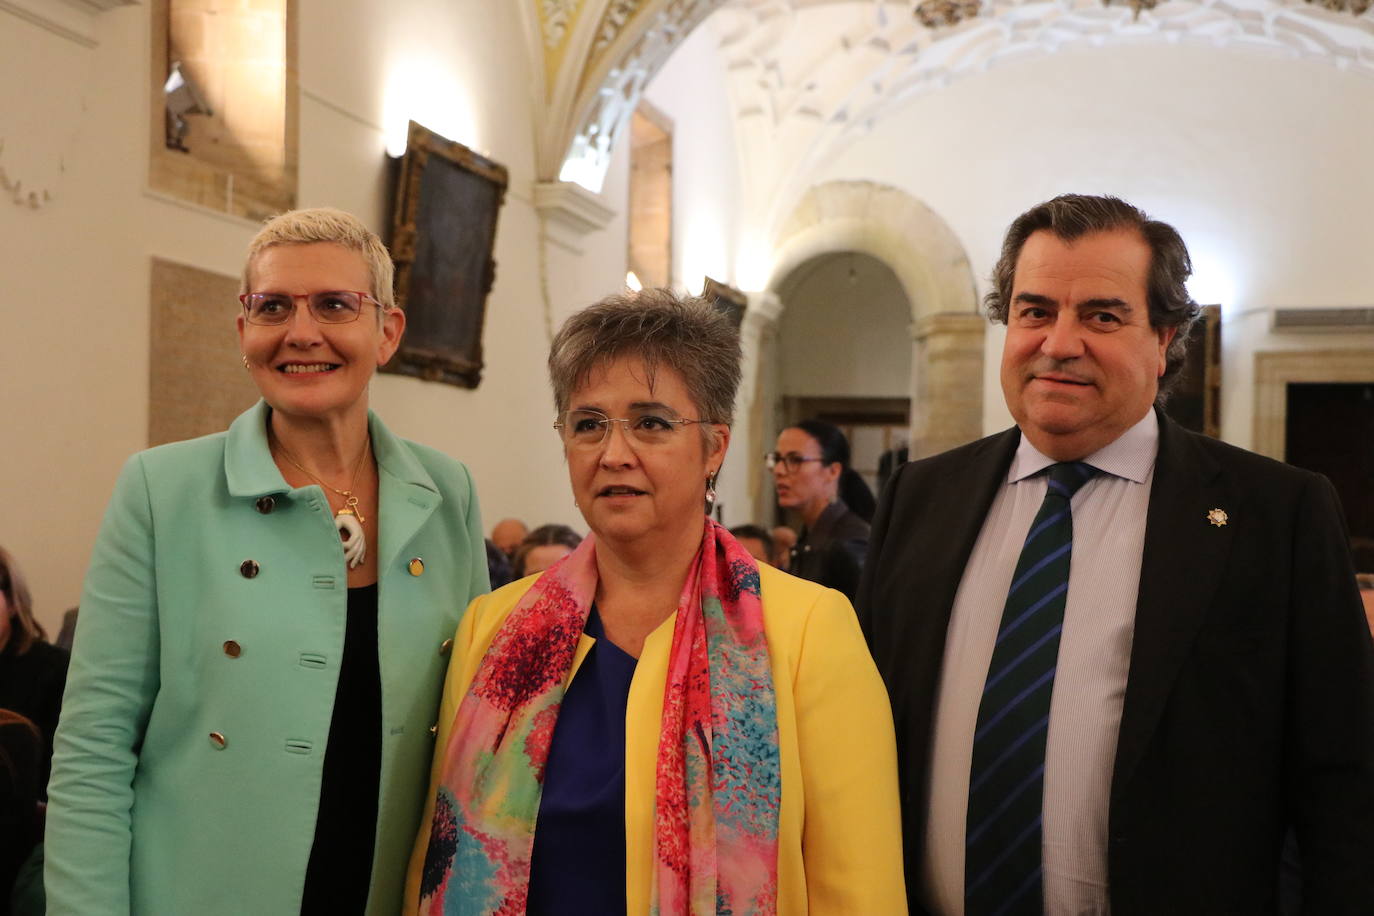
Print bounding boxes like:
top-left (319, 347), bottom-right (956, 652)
top-left (418, 519), bottom-right (780, 914)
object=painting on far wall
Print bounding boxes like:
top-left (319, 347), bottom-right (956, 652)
top-left (1165, 304), bottom-right (1221, 438)
top-left (703, 276), bottom-right (747, 330)
top-left (386, 121), bottom-right (508, 389)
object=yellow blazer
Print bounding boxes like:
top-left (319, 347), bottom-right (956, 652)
top-left (405, 561), bottom-right (907, 914)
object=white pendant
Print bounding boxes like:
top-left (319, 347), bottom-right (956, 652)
top-left (336, 511), bottom-right (366, 569)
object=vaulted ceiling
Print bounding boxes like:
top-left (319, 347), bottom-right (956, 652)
top-left (529, 0), bottom-right (1373, 197)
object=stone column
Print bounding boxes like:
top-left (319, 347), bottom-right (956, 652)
top-left (735, 291), bottom-right (783, 525)
top-left (911, 312), bottom-right (985, 459)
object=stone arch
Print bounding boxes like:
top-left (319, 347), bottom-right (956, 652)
top-left (766, 180), bottom-right (978, 323)
top-left (757, 180), bottom-right (985, 466)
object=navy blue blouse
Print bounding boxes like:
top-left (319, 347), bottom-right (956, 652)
top-left (526, 606), bottom-right (637, 916)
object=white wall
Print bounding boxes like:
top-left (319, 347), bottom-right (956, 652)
top-left (630, 24), bottom-right (753, 524)
top-left (808, 43), bottom-right (1374, 439)
top-left (642, 24), bottom-right (743, 295)
top-left (777, 252), bottom-right (911, 399)
top-left (2, 6), bottom-right (255, 634)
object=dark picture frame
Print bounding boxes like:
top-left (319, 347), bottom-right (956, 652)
top-left (702, 276), bottom-right (747, 329)
top-left (385, 121), bottom-right (508, 388)
top-left (1164, 304), bottom-right (1221, 438)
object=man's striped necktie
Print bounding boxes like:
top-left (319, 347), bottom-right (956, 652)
top-left (965, 461), bottom-right (1096, 916)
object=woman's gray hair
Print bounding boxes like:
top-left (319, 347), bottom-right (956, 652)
top-left (242, 207), bottom-right (396, 310)
top-left (548, 288), bottom-right (742, 425)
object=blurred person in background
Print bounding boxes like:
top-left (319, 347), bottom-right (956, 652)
top-left (0, 546), bottom-right (68, 796)
top-left (1, 711), bottom-right (43, 916)
top-left (490, 518), bottom-right (528, 561)
top-left (770, 525), bottom-right (797, 570)
top-left (485, 540), bottom-right (514, 591)
top-left (768, 420), bottom-right (872, 599)
top-left (728, 524), bottom-right (774, 565)
top-left (511, 523), bottom-right (584, 578)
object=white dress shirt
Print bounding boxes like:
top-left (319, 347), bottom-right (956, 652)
top-left (921, 411), bottom-right (1159, 916)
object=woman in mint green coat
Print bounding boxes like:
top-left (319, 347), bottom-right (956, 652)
top-left (44, 208), bottom-right (488, 915)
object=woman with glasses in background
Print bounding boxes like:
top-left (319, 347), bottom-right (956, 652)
top-left (46, 208), bottom-right (488, 916)
top-left (766, 420), bottom-right (872, 600)
top-left (406, 290), bottom-right (905, 915)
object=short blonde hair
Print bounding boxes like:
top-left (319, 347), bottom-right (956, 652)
top-left (0, 545), bottom-right (44, 655)
top-left (241, 207), bottom-right (396, 309)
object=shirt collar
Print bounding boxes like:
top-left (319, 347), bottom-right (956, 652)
top-left (1008, 409), bottom-right (1159, 485)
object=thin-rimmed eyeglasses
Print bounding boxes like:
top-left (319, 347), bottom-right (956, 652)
top-left (239, 290), bottom-right (384, 326)
top-left (554, 408), bottom-right (711, 449)
top-left (764, 451), bottom-right (827, 473)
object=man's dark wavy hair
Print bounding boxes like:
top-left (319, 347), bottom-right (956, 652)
top-left (984, 194), bottom-right (1202, 401)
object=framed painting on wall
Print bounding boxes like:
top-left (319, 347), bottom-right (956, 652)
top-left (1164, 304), bottom-right (1221, 438)
top-left (386, 120), bottom-right (508, 388)
top-left (703, 276), bottom-right (747, 329)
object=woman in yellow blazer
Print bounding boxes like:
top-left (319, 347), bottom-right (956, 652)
top-left (407, 290), bottom-right (905, 915)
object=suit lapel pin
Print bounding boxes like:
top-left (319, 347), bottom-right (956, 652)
top-left (1206, 508), bottom-right (1228, 527)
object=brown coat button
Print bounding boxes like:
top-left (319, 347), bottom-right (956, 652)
top-left (439, 638), bottom-right (453, 656)
top-left (255, 496), bottom-right (275, 514)
top-left (408, 557), bottom-right (425, 576)
top-left (240, 559), bottom-right (259, 579)
top-left (223, 640), bottom-right (242, 658)
top-left (209, 732), bottom-right (227, 749)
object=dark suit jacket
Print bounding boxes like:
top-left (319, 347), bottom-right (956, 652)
top-left (857, 412), bottom-right (1374, 915)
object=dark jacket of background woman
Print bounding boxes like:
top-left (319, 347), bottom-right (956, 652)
top-left (0, 640), bottom-right (67, 795)
top-left (791, 498), bottom-right (869, 600)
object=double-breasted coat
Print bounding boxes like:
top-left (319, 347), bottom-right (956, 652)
top-left (45, 401), bottom-right (489, 915)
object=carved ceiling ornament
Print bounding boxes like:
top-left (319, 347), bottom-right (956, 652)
top-left (713, 0), bottom-right (1374, 135)
top-left (915, 0), bottom-right (983, 28)
top-left (592, 0), bottom-right (648, 56)
top-left (685, 0), bottom-right (1374, 259)
top-left (542, 0), bottom-right (584, 48)
top-left (1304, 0), bottom-right (1371, 13)
top-left (552, 0), bottom-right (1374, 189)
top-left (1101, 0), bottom-right (1161, 17)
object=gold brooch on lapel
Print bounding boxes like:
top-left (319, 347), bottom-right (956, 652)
top-left (1206, 508), bottom-right (1228, 527)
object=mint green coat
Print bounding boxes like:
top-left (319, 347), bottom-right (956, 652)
top-left (45, 402), bottom-right (488, 915)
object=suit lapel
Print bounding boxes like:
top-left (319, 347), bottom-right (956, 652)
top-left (888, 428), bottom-right (1020, 761)
top-left (920, 430), bottom-right (1022, 622)
top-left (1111, 414), bottom-right (1237, 797)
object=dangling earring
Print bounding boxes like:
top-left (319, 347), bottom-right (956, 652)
top-left (242, 354), bottom-right (250, 369)
top-left (705, 470), bottom-right (719, 508)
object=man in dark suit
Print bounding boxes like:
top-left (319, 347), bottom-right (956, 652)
top-left (858, 194), bottom-right (1374, 915)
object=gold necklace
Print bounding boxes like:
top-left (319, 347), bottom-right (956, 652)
top-left (273, 435), bottom-right (372, 569)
